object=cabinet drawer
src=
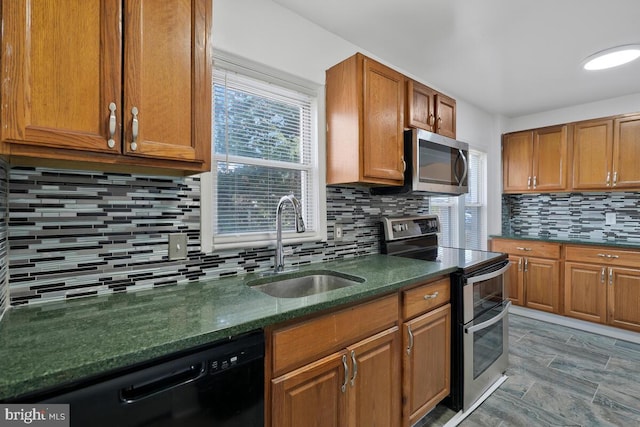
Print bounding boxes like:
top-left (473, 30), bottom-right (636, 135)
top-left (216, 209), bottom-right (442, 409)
top-left (271, 294), bottom-right (398, 377)
top-left (565, 245), bottom-right (640, 268)
top-left (490, 238), bottom-right (561, 259)
top-left (402, 277), bottom-right (450, 320)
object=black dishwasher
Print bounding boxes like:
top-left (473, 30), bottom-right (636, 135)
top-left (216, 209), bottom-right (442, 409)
top-left (21, 330), bottom-right (264, 427)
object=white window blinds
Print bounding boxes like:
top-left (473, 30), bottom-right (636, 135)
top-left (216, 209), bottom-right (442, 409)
top-left (212, 67), bottom-right (317, 238)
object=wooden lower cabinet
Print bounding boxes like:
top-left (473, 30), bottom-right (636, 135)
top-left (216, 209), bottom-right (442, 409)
top-left (525, 257), bottom-right (561, 313)
top-left (564, 262), bottom-right (607, 323)
top-left (564, 245), bottom-right (640, 332)
top-left (402, 304), bottom-right (451, 427)
top-left (608, 267), bottom-right (640, 332)
top-left (271, 327), bottom-right (400, 427)
top-left (505, 255), bottom-right (525, 306)
top-left (490, 239), bottom-right (561, 313)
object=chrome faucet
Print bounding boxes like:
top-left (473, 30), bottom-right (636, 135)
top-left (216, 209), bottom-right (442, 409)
top-left (274, 194), bottom-right (306, 273)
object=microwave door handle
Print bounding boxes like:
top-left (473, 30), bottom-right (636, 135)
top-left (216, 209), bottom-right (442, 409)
top-left (458, 149), bottom-right (468, 187)
top-left (453, 152), bottom-right (461, 184)
top-left (465, 301), bottom-right (512, 334)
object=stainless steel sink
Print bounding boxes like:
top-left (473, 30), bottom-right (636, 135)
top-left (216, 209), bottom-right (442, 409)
top-left (247, 270), bottom-right (365, 298)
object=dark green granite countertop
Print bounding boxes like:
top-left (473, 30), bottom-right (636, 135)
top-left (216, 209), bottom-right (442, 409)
top-left (0, 254), bottom-right (459, 400)
top-left (490, 234), bottom-right (640, 250)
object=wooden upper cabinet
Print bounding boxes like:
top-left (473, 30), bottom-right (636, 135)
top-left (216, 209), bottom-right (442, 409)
top-left (1, 0), bottom-right (212, 173)
top-left (502, 125), bottom-right (568, 193)
top-left (1, 0), bottom-right (122, 154)
top-left (612, 114), bottom-right (640, 189)
top-left (406, 80), bottom-right (456, 138)
top-left (533, 125), bottom-right (568, 191)
top-left (434, 92), bottom-right (456, 138)
top-left (502, 131), bottom-right (533, 192)
top-left (326, 53), bottom-right (405, 186)
top-left (571, 119), bottom-right (614, 190)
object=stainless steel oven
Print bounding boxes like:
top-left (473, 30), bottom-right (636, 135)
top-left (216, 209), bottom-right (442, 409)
top-left (458, 263), bottom-right (511, 411)
top-left (381, 215), bottom-right (510, 412)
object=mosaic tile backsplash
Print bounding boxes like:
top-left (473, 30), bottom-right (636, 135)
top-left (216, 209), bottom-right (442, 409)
top-left (503, 192), bottom-right (640, 241)
top-left (0, 160), bottom-right (8, 319)
top-left (7, 167), bottom-right (430, 306)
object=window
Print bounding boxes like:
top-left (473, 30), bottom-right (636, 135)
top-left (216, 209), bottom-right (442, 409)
top-left (201, 53), bottom-right (326, 251)
top-left (430, 149), bottom-right (486, 249)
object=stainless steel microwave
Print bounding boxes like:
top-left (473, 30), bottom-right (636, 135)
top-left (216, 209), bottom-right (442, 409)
top-left (408, 128), bottom-right (469, 195)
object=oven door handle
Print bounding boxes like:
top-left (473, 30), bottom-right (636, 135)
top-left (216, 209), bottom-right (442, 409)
top-left (466, 262), bottom-right (511, 286)
top-left (465, 301), bottom-right (512, 334)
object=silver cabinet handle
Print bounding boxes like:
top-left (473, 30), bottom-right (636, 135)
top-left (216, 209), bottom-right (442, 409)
top-left (424, 291), bottom-right (439, 300)
top-left (609, 267), bottom-right (613, 286)
top-left (527, 176), bottom-right (531, 189)
top-left (613, 171), bottom-right (618, 187)
top-left (131, 107), bottom-right (139, 151)
top-left (606, 171), bottom-right (611, 186)
top-left (597, 253), bottom-right (607, 258)
top-left (608, 254), bottom-right (619, 259)
top-left (533, 176), bottom-right (537, 189)
top-left (524, 258), bottom-right (528, 272)
top-left (428, 114), bottom-right (435, 131)
top-left (406, 324), bottom-right (414, 355)
top-left (516, 247), bottom-right (532, 251)
top-left (518, 258), bottom-right (522, 272)
top-left (401, 156), bottom-right (407, 173)
top-left (108, 102), bottom-right (117, 149)
top-left (437, 116), bottom-right (442, 131)
top-left (601, 267), bottom-right (606, 284)
top-left (341, 354), bottom-right (349, 393)
top-left (350, 350), bottom-right (358, 387)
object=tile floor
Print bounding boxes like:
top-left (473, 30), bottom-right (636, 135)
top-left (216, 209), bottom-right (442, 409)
top-left (417, 313), bottom-right (640, 427)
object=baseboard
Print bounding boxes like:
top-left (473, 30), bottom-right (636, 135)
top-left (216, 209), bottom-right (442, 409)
top-left (509, 305), bottom-right (640, 344)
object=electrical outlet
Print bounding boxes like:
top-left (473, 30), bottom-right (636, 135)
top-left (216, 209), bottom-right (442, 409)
top-left (605, 212), bottom-right (616, 225)
top-left (169, 233), bottom-right (188, 260)
top-left (334, 223), bottom-right (344, 242)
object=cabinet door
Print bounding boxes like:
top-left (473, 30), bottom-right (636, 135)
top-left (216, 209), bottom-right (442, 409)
top-left (272, 351), bottom-right (347, 427)
top-left (608, 267), bottom-right (640, 333)
top-left (362, 57), bottom-right (405, 183)
top-left (402, 304), bottom-right (451, 427)
top-left (506, 255), bottom-right (525, 306)
top-left (434, 93), bottom-right (456, 139)
top-left (612, 115), bottom-right (640, 189)
top-left (524, 258), bottom-right (560, 313)
top-left (533, 125), bottom-right (568, 191)
top-left (571, 119), bottom-right (614, 190)
top-left (347, 327), bottom-right (401, 427)
top-left (123, 0), bottom-right (211, 166)
top-left (502, 131), bottom-right (533, 192)
top-left (407, 80), bottom-right (436, 131)
top-left (1, 0), bottom-right (121, 154)
top-left (564, 262), bottom-right (607, 323)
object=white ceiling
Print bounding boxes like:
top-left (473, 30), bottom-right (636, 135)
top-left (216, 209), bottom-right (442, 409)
top-left (272, 0), bottom-right (640, 117)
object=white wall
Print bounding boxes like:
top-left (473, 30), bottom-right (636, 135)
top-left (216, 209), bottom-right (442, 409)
top-left (504, 93), bottom-right (640, 132)
top-left (214, 0), bottom-right (505, 238)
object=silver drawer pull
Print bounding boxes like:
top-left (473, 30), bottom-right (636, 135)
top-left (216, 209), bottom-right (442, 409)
top-left (350, 350), bottom-right (358, 387)
top-left (597, 253), bottom-right (607, 257)
top-left (424, 291), bottom-right (439, 300)
top-left (516, 247), bottom-right (532, 251)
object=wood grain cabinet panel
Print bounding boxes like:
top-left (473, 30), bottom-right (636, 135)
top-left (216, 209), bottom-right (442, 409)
top-left (564, 262), bottom-right (607, 323)
top-left (402, 304), bottom-right (451, 427)
top-left (326, 53), bottom-right (405, 186)
top-left (571, 119), bottom-right (614, 190)
top-left (612, 114), bottom-right (640, 189)
top-left (490, 238), bottom-right (561, 313)
top-left (1, 0), bottom-right (211, 173)
top-left (608, 267), bottom-right (640, 332)
top-left (502, 125), bottom-right (567, 193)
top-left (406, 80), bottom-right (456, 138)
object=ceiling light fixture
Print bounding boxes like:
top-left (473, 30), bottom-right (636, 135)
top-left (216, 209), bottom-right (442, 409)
top-left (583, 44), bottom-right (640, 71)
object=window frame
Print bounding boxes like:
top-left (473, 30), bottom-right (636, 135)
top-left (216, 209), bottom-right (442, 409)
top-left (200, 51), bottom-right (327, 253)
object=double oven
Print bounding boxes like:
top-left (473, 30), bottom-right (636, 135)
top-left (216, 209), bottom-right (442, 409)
top-left (381, 215), bottom-right (510, 412)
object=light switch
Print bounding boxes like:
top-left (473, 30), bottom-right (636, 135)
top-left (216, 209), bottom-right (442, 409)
top-left (605, 212), bottom-right (616, 225)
